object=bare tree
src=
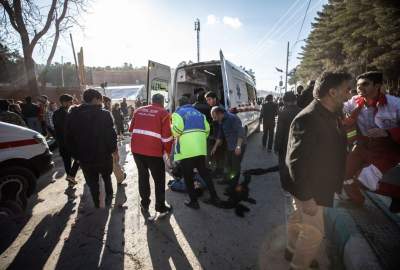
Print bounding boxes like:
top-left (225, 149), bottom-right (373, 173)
top-left (0, 0), bottom-right (87, 96)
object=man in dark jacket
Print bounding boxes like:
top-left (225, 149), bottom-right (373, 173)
top-left (211, 106), bottom-right (246, 188)
top-left (274, 92), bottom-right (301, 193)
top-left (285, 72), bottom-right (351, 269)
top-left (65, 89), bottom-right (117, 207)
top-left (53, 94), bottom-right (79, 186)
top-left (193, 91), bottom-right (211, 123)
top-left (297, 80), bottom-right (315, 109)
top-left (260, 94), bottom-right (278, 152)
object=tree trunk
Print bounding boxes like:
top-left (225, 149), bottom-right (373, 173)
top-left (23, 54), bottom-right (39, 97)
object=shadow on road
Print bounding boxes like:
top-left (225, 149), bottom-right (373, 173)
top-left (54, 182), bottom-right (128, 270)
top-left (147, 215), bottom-right (192, 270)
top-left (161, 134), bottom-right (287, 269)
top-left (6, 200), bottom-right (76, 270)
top-left (54, 185), bottom-right (110, 269)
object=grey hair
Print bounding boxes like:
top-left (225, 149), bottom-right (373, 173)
top-left (210, 105), bottom-right (225, 116)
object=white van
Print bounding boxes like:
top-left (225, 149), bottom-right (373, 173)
top-left (146, 51), bottom-right (261, 135)
top-left (0, 122), bottom-right (53, 217)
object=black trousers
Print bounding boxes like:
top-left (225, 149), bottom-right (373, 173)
top-left (81, 159), bottom-right (113, 207)
top-left (133, 153), bottom-right (166, 211)
top-left (60, 148), bottom-right (80, 177)
top-left (225, 144), bottom-right (246, 187)
top-left (180, 156), bottom-right (218, 202)
top-left (208, 138), bottom-right (226, 175)
top-left (262, 124), bottom-right (275, 150)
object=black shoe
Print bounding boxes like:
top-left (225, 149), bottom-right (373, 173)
top-left (184, 200), bottom-right (200, 209)
top-left (284, 248), bottom-right (319, 268)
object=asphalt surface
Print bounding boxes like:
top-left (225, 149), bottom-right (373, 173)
top-left (0, 131), bottom-right (329, 270)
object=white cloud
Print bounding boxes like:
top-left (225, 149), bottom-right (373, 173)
top-left (223, 16), bottom-right (242, 29)
top-left (207, 14), bottom-right (219, 25)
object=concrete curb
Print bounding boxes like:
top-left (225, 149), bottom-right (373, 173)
top-left (324, 201), bottom-right (382, 270)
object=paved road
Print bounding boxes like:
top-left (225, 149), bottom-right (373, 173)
top-left (0, 132), bottom-right (329, 270)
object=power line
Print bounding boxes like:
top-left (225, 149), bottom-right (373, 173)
top-left (294, 0), bottom-right (312, 49)
top-left (246, 0), bottom-right (304, 58)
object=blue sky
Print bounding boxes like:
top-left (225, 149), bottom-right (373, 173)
top-left (36, 0), bottom-right (328, 91)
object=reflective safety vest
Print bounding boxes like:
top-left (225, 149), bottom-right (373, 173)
top-left (171, 105), bottom-right (210, 161)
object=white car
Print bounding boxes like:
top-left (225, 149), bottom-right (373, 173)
top-left (0, 122), bottom-right (53, 217)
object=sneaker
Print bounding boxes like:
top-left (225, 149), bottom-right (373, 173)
top-left (284, 248), bottom-right (319, 268)
top-left (184, 200), bottom-right (200, 210)
top-left (157, 205), bottom-right (173, 218)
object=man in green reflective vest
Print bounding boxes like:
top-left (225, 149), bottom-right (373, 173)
top-left (172, 96), bottom-right (220, 209)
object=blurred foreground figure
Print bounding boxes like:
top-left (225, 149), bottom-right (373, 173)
top-left (286, 72), bottom-right (351, 269)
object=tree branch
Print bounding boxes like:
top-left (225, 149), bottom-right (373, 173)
top-left (29, 0), bottom-right (57, 51)
top-left (1, 0), bottom-right (19, 31)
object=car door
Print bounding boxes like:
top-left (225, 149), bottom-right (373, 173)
top-left (220, 50), bottom-right (233, 109)
top-left (146, 60), bottom-right (172, 108)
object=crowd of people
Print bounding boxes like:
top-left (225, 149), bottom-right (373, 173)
top-left (1, 70), bottom-right (399, 270)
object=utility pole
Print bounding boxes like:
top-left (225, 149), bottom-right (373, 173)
top-left (69, 33), bottom-right (81, 86)
top-left (285, 41), bottom-right (289, 93)
top-left (61, 56), bottom-right (65, 87)
top-left (194, 18), bottom-right (200, 62)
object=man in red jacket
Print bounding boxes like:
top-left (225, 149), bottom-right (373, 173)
top-left (129, 94), bottom-right (173, 215)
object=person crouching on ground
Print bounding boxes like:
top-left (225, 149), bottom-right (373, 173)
top-left (172, 96), bottom-right (220, 209)
top-left (65, 89), bottom-right (117, 207)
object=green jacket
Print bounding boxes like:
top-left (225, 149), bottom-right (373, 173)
top-left (171, 105), bottom-right (209, 161)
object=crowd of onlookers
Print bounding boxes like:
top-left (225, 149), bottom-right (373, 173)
top-left (0, 95), bottom-right (135, 141)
